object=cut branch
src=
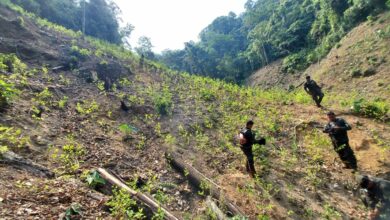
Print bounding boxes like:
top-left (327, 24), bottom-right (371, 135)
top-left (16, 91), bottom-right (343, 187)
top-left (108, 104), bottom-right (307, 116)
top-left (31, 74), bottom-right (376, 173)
top-left (165, 151), bottom-right (245, 217)
top-left (0, 151), bottom-right (54, 178)
top-left (97, 168), bottom-right (179, 220)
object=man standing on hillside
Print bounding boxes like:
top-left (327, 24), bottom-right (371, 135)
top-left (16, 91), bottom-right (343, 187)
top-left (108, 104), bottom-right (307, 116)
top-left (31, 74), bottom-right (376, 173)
top-left (323, 111), bottom-right (357, 170)
top-left (239, 120), bottom-right (266, 178)
top-left (304, 76), bottom-right (324, 107)
top-left (358, 175), bottom-right (390, 220)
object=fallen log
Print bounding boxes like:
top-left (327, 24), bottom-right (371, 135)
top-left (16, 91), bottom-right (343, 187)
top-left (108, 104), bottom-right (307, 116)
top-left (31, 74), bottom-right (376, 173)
top-left (206, 196), bottom-right (227, 220)
top-left (165, 151), bottom-right (245, 217)
top-left (0, 151), bottom-right (54, 178)
top-left (97, 168), bottom-right (179, 220)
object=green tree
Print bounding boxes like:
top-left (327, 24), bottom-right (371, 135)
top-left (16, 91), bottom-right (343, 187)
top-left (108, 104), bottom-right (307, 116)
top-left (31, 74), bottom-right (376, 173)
top-left (135, 36), bottom-right (155, 60)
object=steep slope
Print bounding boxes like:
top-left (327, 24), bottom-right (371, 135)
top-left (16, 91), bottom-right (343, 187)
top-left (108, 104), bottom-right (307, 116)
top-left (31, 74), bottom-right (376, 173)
top-left (247, 12), bottom-right (390, 105)
top-left (0, 3), bottom-right (389, 220)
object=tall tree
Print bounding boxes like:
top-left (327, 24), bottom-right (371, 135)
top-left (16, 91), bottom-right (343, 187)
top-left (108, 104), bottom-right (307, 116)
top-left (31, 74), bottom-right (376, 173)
top-left (135, 36), bottom-right (155, 60)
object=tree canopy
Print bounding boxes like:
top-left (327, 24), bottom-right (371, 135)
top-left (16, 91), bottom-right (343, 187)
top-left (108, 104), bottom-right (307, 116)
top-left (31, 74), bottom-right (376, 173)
top-left (11, 0), bottom-right (125, 44)
top-left (159, 0), bottom-right (389, 83)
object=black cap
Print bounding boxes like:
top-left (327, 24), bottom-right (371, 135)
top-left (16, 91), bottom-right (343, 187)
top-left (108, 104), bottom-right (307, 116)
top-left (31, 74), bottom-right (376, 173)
top-left (327, 111), bottom-right (336, 116)
top-left (360, 175), bottom-right (370, 189)
top-left (306, 75), bottom-right (311, 79)
top-left (246, 120), bottom-right (254, 126)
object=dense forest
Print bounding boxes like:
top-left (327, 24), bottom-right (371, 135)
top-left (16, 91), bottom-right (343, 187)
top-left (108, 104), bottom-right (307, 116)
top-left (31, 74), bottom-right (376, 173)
top-left (9, 0), bottom-right (128, 44)
top-left (159, 0), bottom-right (390, 82)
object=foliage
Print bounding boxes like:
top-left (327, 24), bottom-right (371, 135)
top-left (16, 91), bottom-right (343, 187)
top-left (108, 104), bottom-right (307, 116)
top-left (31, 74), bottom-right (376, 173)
top-left (153, 86), bottom-right (173, 115)
top-left (159, 0), bottom-right (389, 82)
top-left (119, 124), bottom-right (138, 134)
top-left (0, 145), bottom-right (8, 157)
top-left (70, 45), bottom-right (91, 60)
top-left (135, 36), bottom-right (155, 60)
top-left (86, 170), bottom-right (106, 188)
top-left (351, 98), bottom-right (389, 120)
top-left (0, 79), bottom-right (18, 106)
top-left (0, 126), bottom-right (29, 150)
top-left (321, 203), bottom-right (341, 219)
top-left (8, 0), bottom-right (124, 43)
top-left (58, 96), bottom-right (69, 109)
top-left (76, 100), bottom-right (99, 115)
top-left (106, 188), bottom-right (145, 219)
top-left (64, 203), bottom-right (82, 220)
top-left (51, 143), bottom-right (85, 172)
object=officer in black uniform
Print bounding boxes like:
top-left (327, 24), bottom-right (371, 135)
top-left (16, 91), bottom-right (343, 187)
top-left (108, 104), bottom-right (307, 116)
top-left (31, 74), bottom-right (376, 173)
top-left (358, 175), bottom-right (390, 220)
top-left (323, 111), bottom-right (357, 170)
top-left (240, 120), bottom-right (266, 178)
top-left (304, 76), bottom-right (324, 107)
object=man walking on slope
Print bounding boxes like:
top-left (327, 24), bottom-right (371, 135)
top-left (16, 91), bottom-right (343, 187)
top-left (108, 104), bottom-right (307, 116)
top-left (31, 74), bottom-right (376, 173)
top-left (358, 175), bottom-right (390, 220)
top-left (239, 120), bottom-right (266, 178)
top-left (323, 111), bottom-right (357, 170)
top-left (304, 76), bottom-right (324, 107)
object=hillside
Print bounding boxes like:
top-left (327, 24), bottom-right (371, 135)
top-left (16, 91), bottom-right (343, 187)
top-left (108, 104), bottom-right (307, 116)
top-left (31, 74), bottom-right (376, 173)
top-left (0, 3), bottom-right (390, 220)
top-left (248, 12), bottom-right (390, 105)
top-left (159, 0), bottom-right (389, 83)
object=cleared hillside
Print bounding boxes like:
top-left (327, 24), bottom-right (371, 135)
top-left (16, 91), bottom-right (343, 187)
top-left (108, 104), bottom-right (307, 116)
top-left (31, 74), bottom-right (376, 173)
top-left (248, 12), bottom-right (390, 106)
top-left (0, 3), bottom-right (389, 220)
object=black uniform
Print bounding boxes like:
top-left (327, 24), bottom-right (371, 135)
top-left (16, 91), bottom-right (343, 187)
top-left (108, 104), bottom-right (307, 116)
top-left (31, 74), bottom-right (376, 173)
top-left (360, 177), bottom-right (390, 219)
top-left (304, 79), bottom-right (324, 107)
top-left (323, 118), bottom-right (357, 169)
top-left (240, 128), bottom-right (265, 175)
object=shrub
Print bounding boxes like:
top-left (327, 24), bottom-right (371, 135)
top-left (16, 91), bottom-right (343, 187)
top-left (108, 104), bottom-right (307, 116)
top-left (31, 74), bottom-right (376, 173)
top-left (350, 68), bottom-right (362, 77)
top-left (58, 96), bottom-right (69, 109)
top-left (0, 79), bottom-right (18, 108)
top-left (0, 126), bottom-right (29, 149)
top-left (282, 51), bottom-right (309, 74)
top-left (76, 101), bottom-right (99, 115)
top-left (70, 45), bottom-right (91, 60)
top-left (86, 170), bottom-right (106, 189)
top-left (153, 86), bottom-right (172, 115)
top-left (351, 98), bottom-right (389, 120)
top-left (59, 144), bottom-right (85, 171)
top-left (106, 188), bottom-right (145, 219)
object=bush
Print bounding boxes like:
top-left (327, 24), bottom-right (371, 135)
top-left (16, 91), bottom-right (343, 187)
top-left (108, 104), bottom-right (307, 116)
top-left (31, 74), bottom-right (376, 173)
top-left (0, 79), bottom-right (18, 109)
top-left (70, 45), bottom-right (91, 60)
top-left (153, 87), bottom-right (172, 115)
top-left (351, 98), bottom-right (389, 120)
top-left (106, 188), bottom-right (145, 219)
top-left (282, 51), bottom-right (309, 74)
top-left (350, 68), bottom-right (362, 77)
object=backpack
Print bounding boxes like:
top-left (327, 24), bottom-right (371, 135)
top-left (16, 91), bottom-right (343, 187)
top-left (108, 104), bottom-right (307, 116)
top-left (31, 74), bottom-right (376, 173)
top-left (238, 129), bottom-right (247, 145)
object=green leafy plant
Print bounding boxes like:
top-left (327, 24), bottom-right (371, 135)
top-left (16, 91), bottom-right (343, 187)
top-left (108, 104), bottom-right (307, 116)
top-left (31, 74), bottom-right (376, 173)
top-left (64, 203), bottom-right (82, 220)
top-left (76, 101), bottom-right (99, 115)
top-left (0, 79), bottom-right (18, 108)
top-left (106, 188), bottom-right (145, 219)
top-left (0, 126), bottom-right (29, 150)
top-left (351, 98), bottom-right (389, 120)
top-left (152, 207), bottom-right (165, 220)
top-left (51, 143), bottom-right (85, 172)
top-left (321, 203), bottom-right (341, 220)
top-left (0, 145), bottom-right (8, 157)
top-left (153, 86), bottom-right (172, 115)
top-left (58, 96), bottom-right (69, 109)
top-left (86, 170), bottom-right (106, 188)
top-left (198, 180), bottom-right (210, 196)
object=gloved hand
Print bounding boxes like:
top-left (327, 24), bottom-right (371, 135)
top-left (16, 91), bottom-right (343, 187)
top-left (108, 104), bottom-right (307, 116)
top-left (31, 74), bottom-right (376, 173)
top-left (258, 138), bottom-right (266, 145)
